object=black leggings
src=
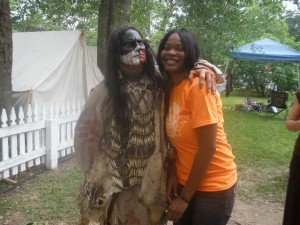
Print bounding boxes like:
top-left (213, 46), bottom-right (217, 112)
top-left (283, 153), bottom-right (300, 225)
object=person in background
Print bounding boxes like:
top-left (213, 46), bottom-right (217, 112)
top-left (157, 28), bottom-right (237, 225)
top-left (283, 91), bottom-right (300, 225)
top-left (74, 26), bottom-right (223, 225)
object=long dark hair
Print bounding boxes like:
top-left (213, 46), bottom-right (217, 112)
top-left (156, 28), bottom-right (201, 114)
top-left (105, 26), bottom-right (156, 123)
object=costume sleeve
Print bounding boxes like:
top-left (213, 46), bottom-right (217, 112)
top-left (74, 82), bottom-right (107, 172)
top-left (193, 59), bottom-right (225, 84)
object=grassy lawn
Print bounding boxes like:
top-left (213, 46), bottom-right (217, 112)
top-left (0, 161), bottom-right (83, 224)
top-left (0, 93), bottom-right (297, 224)
top-left (221, 94), bottom-right (296, 203)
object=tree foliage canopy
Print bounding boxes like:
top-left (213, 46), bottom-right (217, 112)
top-left (7, 0), bottom-right (300, 95)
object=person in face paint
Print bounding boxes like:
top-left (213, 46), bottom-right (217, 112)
top-left (119, 29), bottom-right (146, 65)
top-left (75, 26), bottom-right (224, 225)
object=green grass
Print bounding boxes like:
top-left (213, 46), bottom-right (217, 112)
top-left (0, 164), bottom-right (83, 224)
top-left (0, 93), bottom-right (297, 224)
top-left (221, 94), bottom-right (296, 203)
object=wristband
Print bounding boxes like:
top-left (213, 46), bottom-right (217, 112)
top-left (179, 195), bottom-right (190, 204)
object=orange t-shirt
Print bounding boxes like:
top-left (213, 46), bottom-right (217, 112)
top-left (166, 78), bottom-right (237, 192)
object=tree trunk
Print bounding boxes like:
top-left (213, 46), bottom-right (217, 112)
top-left (97, 0), bottom-right (132, 76)
top-left (0, 0), bottom-right (13, 112)
top-left (225, 60), bottom-right (234, 97)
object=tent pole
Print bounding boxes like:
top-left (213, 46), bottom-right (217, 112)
top-left (224, 59), bottom-right (229, 75)
top-left (298, 64), bottom-right (300, 89)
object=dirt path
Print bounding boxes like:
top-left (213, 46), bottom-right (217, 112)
top-left (228, 198), bottom-right (284, 225)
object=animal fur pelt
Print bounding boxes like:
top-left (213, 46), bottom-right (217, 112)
top-left (77, 152), bottom-right (121, 225)
top-left (138, 148), bottom-right (167, 224)
top-left (76, 87), bottom-right (168, 225)
top-left (138, 90), bottom-right (168, 225)
top-left (77, 148), bottom-right (167, 225)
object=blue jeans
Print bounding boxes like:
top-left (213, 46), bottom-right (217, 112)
top-left (175, 184), bottom-right (236, 225)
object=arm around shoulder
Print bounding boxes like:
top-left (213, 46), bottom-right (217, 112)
top-left (194, 59), bottom-right (225, 84)
top-left (189, 59), bottom-right (225, 93)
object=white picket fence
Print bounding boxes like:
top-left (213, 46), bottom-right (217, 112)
top-left (0, 101), bottom-right (84, 180)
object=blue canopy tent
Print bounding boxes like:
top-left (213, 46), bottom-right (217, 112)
top-left (227, 38), bottom-right (300, 117)
top-left (229, 38), bottom-right (300, 88)
top-left (230, 38), bottom-right (300, 62)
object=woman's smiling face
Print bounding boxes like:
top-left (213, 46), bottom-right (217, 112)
top-left (160, 33), bottom-right (186, 75)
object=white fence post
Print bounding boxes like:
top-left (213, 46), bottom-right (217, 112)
top-left (45, 119), bottom-right (58, 170)
top-left (1, 100), bottom-right (83, 179)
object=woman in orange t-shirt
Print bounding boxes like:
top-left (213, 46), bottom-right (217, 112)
top-left (157, 28), bottom-right (238, 225)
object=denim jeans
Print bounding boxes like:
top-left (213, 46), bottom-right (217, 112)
top-left (175, 184), bottom-right (236, 225)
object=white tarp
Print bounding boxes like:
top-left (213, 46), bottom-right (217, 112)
top-left (12, 30), bottom-right (103, 109)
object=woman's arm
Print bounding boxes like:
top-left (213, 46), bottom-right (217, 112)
top-left (167, 123), bottom-right (217, 222)
top-left (179, 124), bottom-right (217, 201)
top-left (286, 95), bottom-right (300, 132)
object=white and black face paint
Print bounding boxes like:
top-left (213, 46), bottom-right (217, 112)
top-left (119, 29), bottom-right (146, 66)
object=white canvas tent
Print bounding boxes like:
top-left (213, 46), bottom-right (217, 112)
top-left (87, 46), bottom-right (97, 62)
top-left (12, 30), bottom-right (104, 109)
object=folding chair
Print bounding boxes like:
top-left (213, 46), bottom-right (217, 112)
top-left (267, 90), bottom-right (289, 119)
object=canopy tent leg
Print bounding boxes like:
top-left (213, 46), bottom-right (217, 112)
top-left (225, 60), bottom-right (235, 97)
top-left (297, 64), bottom-right (300, 89)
